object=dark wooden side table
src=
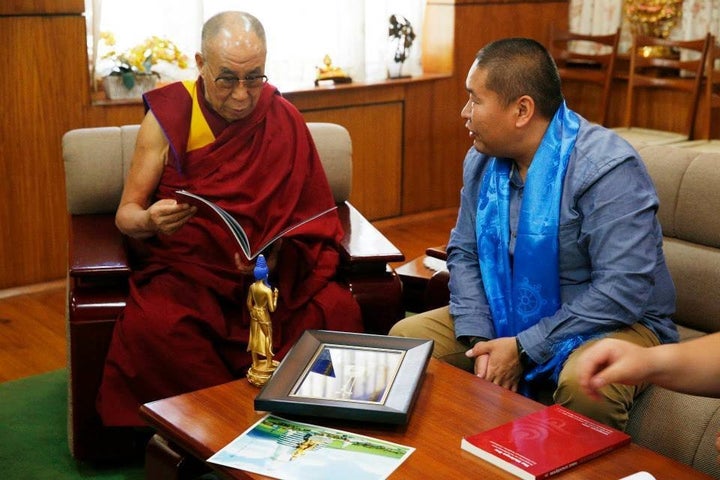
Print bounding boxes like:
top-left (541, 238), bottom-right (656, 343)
top-left (140, 358), bottom-right (712, 479)
top-left (395, 245), bottom-right (449, 313)
top-left (395, 255), bottom-right (437, 312)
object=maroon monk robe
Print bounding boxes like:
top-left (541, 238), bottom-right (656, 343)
top-left (97, 79), bottom-right (362, 426)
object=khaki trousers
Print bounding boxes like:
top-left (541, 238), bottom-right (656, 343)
top-left (389, 306), bottom-right (661, 431)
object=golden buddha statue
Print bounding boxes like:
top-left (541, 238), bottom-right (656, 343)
top-left (246, 254), bottom-right (279, 387)
top-left (315, 54), bottom-right (352, 86)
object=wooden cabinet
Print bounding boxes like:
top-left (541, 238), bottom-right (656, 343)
top-left (300, 103), bottom-right (403, 220)
top-left (286, 84), bottom-right (408, 220)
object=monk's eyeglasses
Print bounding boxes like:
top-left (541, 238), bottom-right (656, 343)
top-left (214, 74), bottom-right (268, 91)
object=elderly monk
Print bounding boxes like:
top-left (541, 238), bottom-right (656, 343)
top-left (97, 11), bottom-right (362, 426)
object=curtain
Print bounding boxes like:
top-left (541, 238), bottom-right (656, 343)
top-left (86, 0), bottom-right (425, 89)
top-left (569, 0), bottom-right (720, 54)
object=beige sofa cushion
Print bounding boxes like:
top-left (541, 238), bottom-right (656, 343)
top-left (638, 145), bottom-right (720, 335)
top-left (626, 386), bottom-right (720, 478)
top-left (663, 238), bottom-right (720, 334)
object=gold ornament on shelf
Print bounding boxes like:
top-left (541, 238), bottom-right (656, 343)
top-left (314, 54), bottom-right (352, 86)
top-left (624, 0), bottom-right (683, 57)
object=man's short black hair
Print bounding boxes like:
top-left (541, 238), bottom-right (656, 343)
top-left (475, 37), bottom-right (563, 119)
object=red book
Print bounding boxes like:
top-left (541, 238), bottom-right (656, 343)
top-left (461, 404), bottom-right (631, 479)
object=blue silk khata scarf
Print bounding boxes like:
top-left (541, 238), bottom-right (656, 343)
top-left (476, 101), bottom-right (581, 390)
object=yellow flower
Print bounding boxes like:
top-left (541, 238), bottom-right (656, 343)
top-left (100, 33), bottom-right (189, 75)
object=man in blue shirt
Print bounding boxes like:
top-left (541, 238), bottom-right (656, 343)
top-left (390, 37), bottom-right (677, 431)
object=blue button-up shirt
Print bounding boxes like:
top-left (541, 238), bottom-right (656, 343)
top-left (447, 118), bottom-right (678, 365)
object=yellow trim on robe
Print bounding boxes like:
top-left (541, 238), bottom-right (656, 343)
top-left (182, 80), bottom-right (216, 152)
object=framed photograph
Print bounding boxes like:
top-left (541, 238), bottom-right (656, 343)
top-left (254, 330), bottom-right (433, 424)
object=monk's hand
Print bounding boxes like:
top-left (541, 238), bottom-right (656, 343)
top-left (265, 239), bottom-right (283, 273)
top-left (234, 239), bottom-right (284, 278)
top-left (467, 337), bottom-right (522, 392)
top-left (147, 199), bottom-right (196, 235)
top-left (234, 252), bottom-right (255, 276)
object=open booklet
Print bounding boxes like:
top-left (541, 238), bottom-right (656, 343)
top-left (207, 414), bottom-right (414, 479)
top-left (176, 190), bottom-right (337, 261)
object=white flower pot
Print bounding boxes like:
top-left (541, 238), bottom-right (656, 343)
top-left (102, 74), bottom-right (158, 100)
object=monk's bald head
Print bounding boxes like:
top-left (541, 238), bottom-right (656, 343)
top-left (201, 11), bottom-right (267, 58)
top-left (196, 11), bottom-right (268, 122)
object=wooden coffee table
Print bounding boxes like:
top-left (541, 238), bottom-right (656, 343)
top-left (140, 358), bottom-right (712, 479)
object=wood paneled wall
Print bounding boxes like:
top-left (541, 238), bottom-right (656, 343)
top-left (1, 2), bottom-right (87, 289)
top-left (299, 103), bottom-right (403, 220)
top-left (420, 0), bottom-right (571, 212)
top-left (285, 79), bottom-right (454, 220)
top-left (0, 0), bottom-right (81, 15)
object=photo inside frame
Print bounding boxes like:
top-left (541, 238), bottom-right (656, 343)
top-left (290, 344), bottom-right (405, 405)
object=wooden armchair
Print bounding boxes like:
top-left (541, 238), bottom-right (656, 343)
top-left (62, 122), bottom-right (404, 461)
top-left (548, 27), bottom-right (620, 126)
top-left (613, 33), bottom-right (711, 149)
top-left (677, 35), bottom-right (720, 152)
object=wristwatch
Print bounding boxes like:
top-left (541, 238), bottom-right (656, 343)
top-left (516, 337), bottom-right (530, 368)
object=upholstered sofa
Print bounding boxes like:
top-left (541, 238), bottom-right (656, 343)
top-left (62, 123), bottom-right (405, 461)
top-left (624, 144), bottom-right (720, 479)
top-left (418, 144), bottom-right (720, 478)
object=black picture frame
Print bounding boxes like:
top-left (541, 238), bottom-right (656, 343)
top-left (254, 330), bottom-right (433, 424)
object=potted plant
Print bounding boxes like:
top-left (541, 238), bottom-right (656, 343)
top-left (387, 14), bottom-right (416, 79)
top-left (99, 33), bottom-right (189, 99)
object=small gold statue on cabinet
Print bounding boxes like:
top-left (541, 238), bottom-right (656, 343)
top-left (246, 254), bottom-right (279, 387)
top-left (315, 54), bottom-right (352, 86)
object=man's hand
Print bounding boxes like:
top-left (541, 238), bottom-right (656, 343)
top-left (146, 199), bottom-right (196, 236)
top-left (466, 337), bottom-right (523, 392)
top-left (575, 338), bottom-right (652, 400)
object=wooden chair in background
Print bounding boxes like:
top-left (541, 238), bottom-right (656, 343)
top-left (676, 35), bottom-right (720, 152)
top-left (613, 33), bottom-right (711, 149)
top-left (549, 27), bottom-right (620, 126)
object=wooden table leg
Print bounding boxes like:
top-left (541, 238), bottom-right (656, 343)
top-left (145, 433), bottom-right (210, 480)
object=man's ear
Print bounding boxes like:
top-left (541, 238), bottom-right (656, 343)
top-left (515, 95), bottom-right (535, 127)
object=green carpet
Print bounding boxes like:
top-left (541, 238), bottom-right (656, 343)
top-left (0, 369), bottom-right (143, 479)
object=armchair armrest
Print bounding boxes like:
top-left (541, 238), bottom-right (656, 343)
top-left (424, 245), bottom-right (449, 311)
top-left (335, 201), bottom-right (405, 333)
top-left (336, 201), bottom-right (404, 268)
top-left (70, 214), bottom-right (130, 279)
top-left (425, 270), bottom-right (450, 311)
top-left (68, 214), bottom-right (130, 322)
top-left (425, 245), bottom-right (447, 261)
